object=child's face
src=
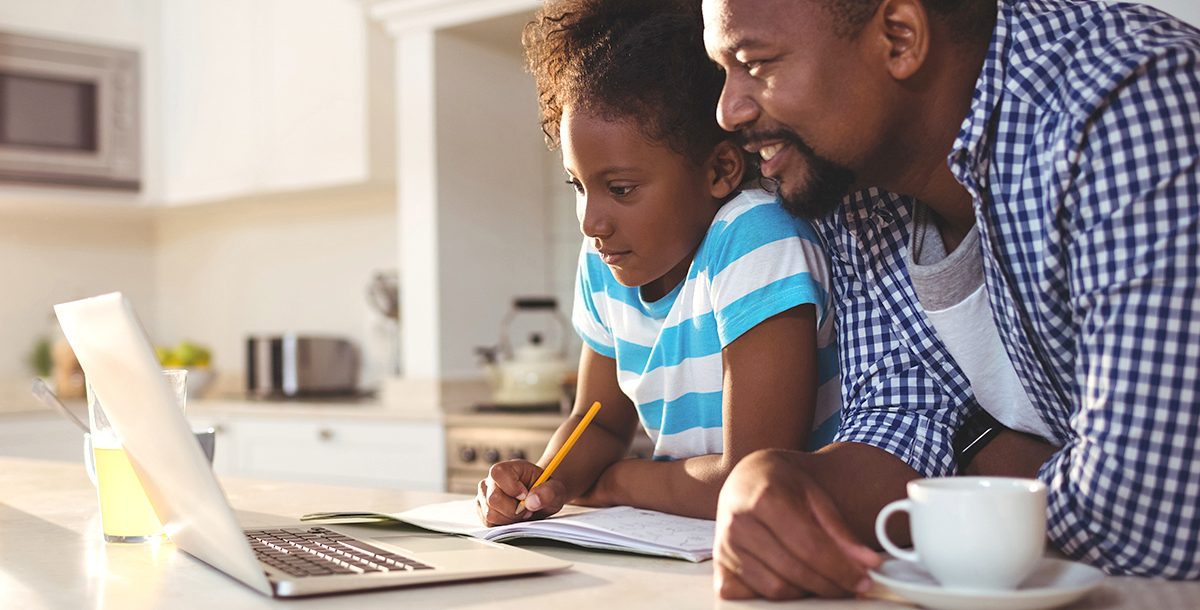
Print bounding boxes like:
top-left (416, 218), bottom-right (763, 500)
top-left (561, 108), bottom-right (720, 301)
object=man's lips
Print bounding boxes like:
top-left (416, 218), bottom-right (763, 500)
top-left (757, 142), bottom-right (785, 162)
top-left (750, 140), bottom-right (793, 179)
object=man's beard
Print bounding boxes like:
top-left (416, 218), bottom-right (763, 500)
top-left (740, 129), bottom-right (855, 220)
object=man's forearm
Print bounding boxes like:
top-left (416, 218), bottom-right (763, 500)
top-left (962, 429), bottom-right (1058, 478)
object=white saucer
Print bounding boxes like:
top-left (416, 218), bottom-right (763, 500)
top-left (869, 557), bottom-right (1104, 610)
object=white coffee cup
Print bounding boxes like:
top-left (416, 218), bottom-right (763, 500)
top-left (874, 477), bottom-right (1047, 590)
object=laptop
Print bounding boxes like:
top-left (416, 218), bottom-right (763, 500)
top-left (54, 292), bottom-right (571, 597)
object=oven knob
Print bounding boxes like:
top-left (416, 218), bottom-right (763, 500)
top-left (483, 448), bottom-right (501, 463)
top-left (509, 449), bottom-right (526, 460)
top-left (459, 446), bottom-right (477, 463)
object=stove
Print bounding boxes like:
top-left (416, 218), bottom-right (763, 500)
top-left (443, 407), bottom-right (653, 494)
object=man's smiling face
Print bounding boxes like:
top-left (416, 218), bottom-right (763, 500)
top-left (703, 0), bottom-right (893, 219)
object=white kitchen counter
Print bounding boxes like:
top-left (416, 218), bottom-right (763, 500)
top-left (191, 397), bottom-right (443, 423)
top-left (4, 458), bottom-right (1198, 609)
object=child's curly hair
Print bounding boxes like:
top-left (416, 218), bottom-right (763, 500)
top-left (523, 0), bottom-right (728, 164)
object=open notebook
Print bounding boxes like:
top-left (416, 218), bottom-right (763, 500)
top-left (302, 500), bottom-right (714, 562)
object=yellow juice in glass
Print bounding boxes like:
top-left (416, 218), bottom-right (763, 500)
top-left (92, 446), bottom-right (163, 541)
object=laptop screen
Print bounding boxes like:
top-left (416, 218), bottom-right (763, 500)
top-left (55, 292), bottom-right (272, 594)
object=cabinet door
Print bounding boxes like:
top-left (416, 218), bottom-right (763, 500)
top-left (156, 0), bottom-right (367, 204)
top-left (226, 417), bottom-right (445, 491)
top-left (0, 415), bottom-right (83, 463)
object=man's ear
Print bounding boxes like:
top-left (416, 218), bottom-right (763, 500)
top-left (872, 0), bottom-right (929, 81)
top-left (707, 140), bottom-right (746, 199)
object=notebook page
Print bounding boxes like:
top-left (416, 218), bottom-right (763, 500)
top-left (302, 500), bottom-right (715, 561)
top-left (500, 506), bottom-right (713, 552)
top-left (389, 499), bottom-right (594, 537)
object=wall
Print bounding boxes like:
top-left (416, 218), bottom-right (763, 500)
top-left (1141, 0), bottom-right (1199, 26)
top-left (0, 208), bottom-right (156, 409)
top-left (152, 185), bottom-right (398, 394)
top-left (431, 27), bottom-right (576, 379)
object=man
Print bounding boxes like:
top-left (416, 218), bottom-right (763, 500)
top-left (702, 0), bottom-right (1200, 600)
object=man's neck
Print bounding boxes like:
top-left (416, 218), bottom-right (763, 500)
top-left (882, 24), bottom-right (992, 249)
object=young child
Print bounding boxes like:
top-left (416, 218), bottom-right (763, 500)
top-left (476, 0), bottom-right (840, 523)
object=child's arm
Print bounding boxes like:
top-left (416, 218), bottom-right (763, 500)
top-left (476, 345), bottom-right (638, 525)
top-left (579, 305), bottom-right (818, 520)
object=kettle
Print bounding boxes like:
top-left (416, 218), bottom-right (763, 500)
top-left (476, 297), bottom-right (572, 407)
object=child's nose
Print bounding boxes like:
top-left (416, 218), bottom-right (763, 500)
top-left (579, 197), bottom-right (614, 239)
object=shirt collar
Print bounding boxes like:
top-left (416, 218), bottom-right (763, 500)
top-left (948, 0), bottom-right (1012, 187)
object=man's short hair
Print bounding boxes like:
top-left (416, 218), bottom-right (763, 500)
top-left (824, 0), bottom-right (995, 43)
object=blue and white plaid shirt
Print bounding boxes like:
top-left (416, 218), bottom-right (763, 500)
top-left (817, 0), bottom-right (1200, 579)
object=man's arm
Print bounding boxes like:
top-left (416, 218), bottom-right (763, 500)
top-left (1037, 41), bottom-right (1200, 578)
top-left (714, 194), bottom-right (976, 599)
top-left (714, 443), bottom-right (918, 599)
top-left (963, 428), bottom-right (1058, 478)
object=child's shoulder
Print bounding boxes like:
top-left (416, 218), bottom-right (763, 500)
top-left (711, 188), bottom-right (819, 244)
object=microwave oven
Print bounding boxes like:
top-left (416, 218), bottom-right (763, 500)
top-left (0, 31), bottom-right (140, 190)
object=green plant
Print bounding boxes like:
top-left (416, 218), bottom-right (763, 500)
top-left (26, 336), bottom-right (52, 377)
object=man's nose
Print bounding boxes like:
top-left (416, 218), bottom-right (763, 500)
top-left (716, 75), bottom-right (758, 132)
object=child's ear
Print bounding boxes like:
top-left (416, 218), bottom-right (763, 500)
top-left (707, 140), bottom-right (745, 199)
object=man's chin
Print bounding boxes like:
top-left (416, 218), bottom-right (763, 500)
top-left (777, 181), bottom-right (845, 220)
top-left (771, 160), bottom-right (855, 219)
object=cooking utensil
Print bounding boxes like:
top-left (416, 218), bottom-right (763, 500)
top-left (30, 377), bottom-right (89, 433)
top-left (366, 270), bottom-right (401, 376)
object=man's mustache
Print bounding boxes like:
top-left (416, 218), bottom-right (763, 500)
top-left (734, 129), bottom-right (816, 157)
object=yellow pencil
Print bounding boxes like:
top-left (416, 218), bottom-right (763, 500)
top-left (517, 400), bottom-right (603, 514)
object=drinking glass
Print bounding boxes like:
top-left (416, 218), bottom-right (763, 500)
top-left (86, 369), bottom-right (187, 543)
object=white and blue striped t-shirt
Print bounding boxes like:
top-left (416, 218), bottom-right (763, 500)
top-left (572, 189), bottom-right (841, 460)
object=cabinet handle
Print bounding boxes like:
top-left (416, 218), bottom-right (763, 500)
top-left (317, 428), bottom-right (335, 442)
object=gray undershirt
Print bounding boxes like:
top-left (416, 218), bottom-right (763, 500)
top-left (905, 203), bottom-right (1054, 440)
top-left (907, 203), bottom-right (984, 309)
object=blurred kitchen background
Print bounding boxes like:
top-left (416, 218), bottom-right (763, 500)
top-left (1, 0), bottom-right (1194, 492)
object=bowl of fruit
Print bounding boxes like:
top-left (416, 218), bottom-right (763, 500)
top-left (155, 340), bottom-right (216, 398)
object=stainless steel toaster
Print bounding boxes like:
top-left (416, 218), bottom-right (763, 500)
top-left (245, 335), bottom-right (359, 397)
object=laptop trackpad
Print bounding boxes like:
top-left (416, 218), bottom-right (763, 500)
top-left (375, 534), bottom-right (488, 553)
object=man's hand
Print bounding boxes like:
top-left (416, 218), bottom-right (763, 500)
top-left (713, 444), bottom-right (918, 600)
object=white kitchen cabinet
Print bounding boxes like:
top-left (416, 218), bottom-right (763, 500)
top-left (0, 413), bottom-right (84, 463)
top-left (190, 412), bottom-right (445, 491)
top-left (0, 0), bottom-right (374, 206)
top-left (151, 0), bottom-right (370, 205)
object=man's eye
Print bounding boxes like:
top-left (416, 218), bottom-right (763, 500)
top-left (565, 178), bottom-right (583, 194)
top-left (743, 59), bottom-right (769, 76)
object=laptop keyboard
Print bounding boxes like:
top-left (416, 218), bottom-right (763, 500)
top-left (245, 527), bottom-right (434, 578)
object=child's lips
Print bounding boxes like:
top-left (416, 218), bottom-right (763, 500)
top-left (599, 249), bottom-right (630, 265)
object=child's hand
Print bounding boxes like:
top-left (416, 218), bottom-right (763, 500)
top-left (475, 459), bottom-right (568, 526)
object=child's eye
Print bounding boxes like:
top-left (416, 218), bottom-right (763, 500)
top-left (565, 178), bottom-right (584, 194)
top-left (609, 184), bottom-right (637, 197)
